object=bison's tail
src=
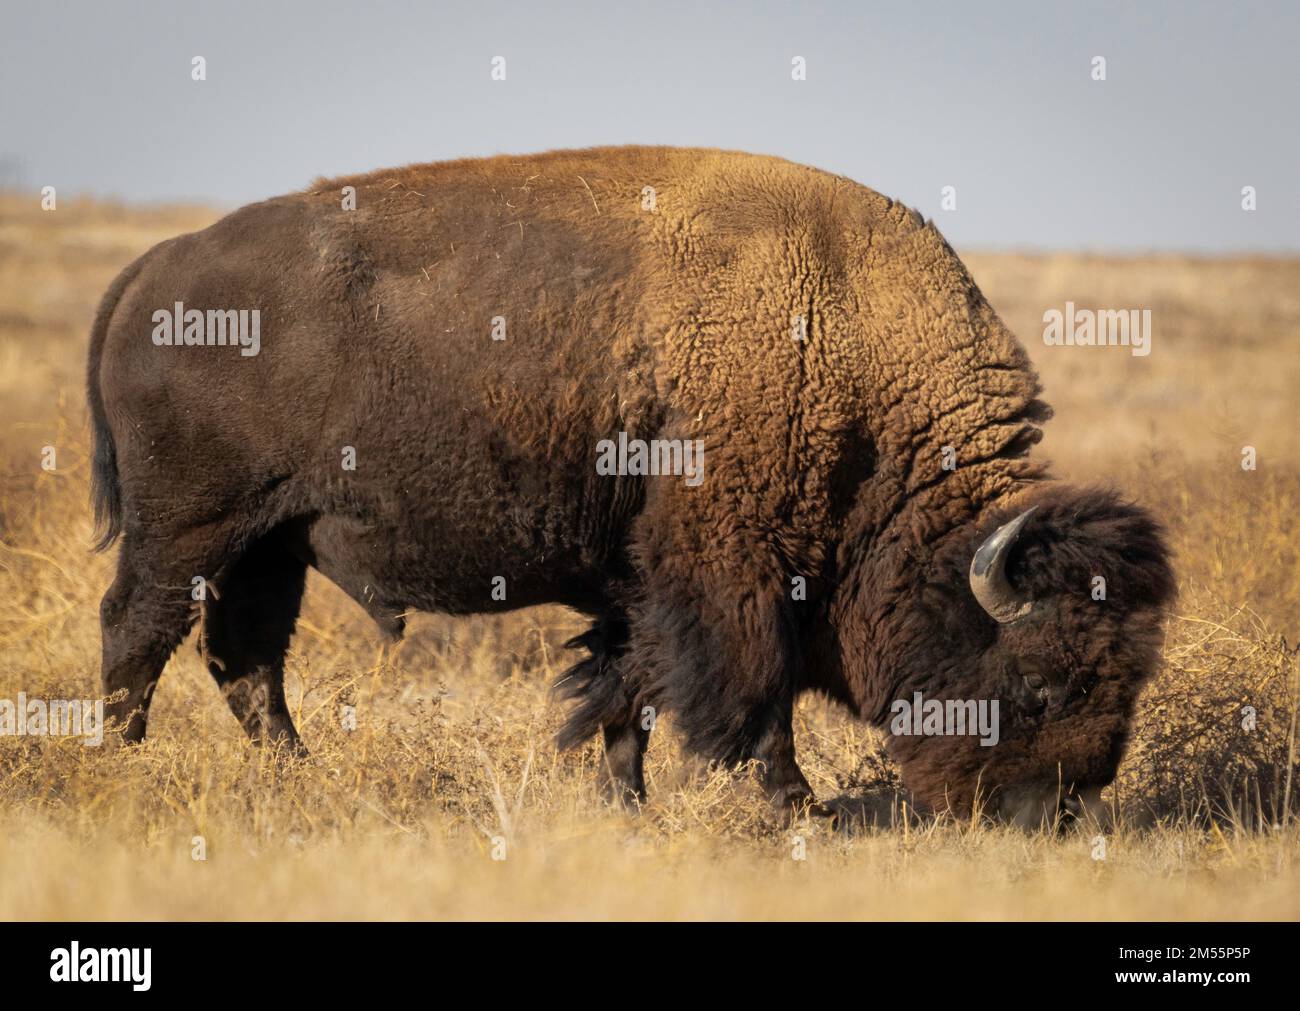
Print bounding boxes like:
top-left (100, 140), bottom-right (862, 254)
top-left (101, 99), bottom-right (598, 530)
top-left (553, 617), bottom-right (634, 750)
top-left (87, 256), bottom-right (147, 552)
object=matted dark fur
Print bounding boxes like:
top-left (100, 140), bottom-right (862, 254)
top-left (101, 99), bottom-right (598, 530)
top-left (87, 146), bottom-right (1174, 824)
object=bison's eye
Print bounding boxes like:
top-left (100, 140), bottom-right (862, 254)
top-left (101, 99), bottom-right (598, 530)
top-left (1021, 670), bottom-right (1049, 705)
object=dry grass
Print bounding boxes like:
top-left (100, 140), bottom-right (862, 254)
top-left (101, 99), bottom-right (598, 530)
top-left (0, 195), bottom-right (1297, 920)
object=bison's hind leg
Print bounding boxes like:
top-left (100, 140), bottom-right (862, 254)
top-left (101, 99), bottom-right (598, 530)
top-left (200, 533), bottom-right (307, 753)
top-left (100, 526), bottom-right (238, 743)
top-left (554, 613), bottom-right (649, 805)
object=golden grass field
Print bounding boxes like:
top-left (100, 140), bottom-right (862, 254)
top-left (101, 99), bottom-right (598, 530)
top-left (0, 195), bottom-right (1297, 920)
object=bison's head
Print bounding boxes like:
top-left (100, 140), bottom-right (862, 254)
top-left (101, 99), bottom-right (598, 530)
top-left (882, 487), bottom-right (1175, 829)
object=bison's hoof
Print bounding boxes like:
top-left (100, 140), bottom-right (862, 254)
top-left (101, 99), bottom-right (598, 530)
top-left (602, 780), bottom-right (646, 811)
top-left (771, 789), bottom-right (837, 828)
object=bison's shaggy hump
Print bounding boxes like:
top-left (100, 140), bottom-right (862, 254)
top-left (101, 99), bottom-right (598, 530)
top-left (88, 146), bottom-right (1172, 823)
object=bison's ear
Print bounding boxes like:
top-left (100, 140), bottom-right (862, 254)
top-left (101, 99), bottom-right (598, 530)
top-left (1076, 498), bottom-right (1176, 611)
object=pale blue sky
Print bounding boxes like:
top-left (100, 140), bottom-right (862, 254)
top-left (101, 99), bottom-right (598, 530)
top-left (2, 0), bottom-right (1295, 251)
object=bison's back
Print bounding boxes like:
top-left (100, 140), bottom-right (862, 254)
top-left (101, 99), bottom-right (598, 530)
top-left (91, 146), bottom-right (1042, 616)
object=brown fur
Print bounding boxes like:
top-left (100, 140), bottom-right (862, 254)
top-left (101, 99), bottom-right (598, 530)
top-left (88, 146), bottom-right (1173, 818)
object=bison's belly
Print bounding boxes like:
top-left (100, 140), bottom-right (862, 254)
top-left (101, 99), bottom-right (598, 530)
top-left (286, 479), bottom-right (627, 631)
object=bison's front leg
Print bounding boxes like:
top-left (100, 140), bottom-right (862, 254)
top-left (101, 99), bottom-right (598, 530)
top-left (601, 717), bottom-right (651, 805)
top-left (752, 694), bottom-right (819, 817)
top-left (630, 484), bottom-right (824, 823)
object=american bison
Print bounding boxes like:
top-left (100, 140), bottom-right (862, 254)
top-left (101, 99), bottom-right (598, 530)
top-left (88, 146), bottom-right (1174, 827)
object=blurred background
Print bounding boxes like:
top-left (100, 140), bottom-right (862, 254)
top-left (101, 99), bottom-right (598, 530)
top-left (1, 0), bottom-right (1297, 251)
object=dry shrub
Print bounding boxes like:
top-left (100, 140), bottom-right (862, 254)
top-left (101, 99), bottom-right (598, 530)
top-left (1119, 598), bottom-right (1299, 826)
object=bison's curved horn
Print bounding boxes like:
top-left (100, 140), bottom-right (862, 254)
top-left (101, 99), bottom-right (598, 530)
top-left (969, 506), bottom-right (1038, 623)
